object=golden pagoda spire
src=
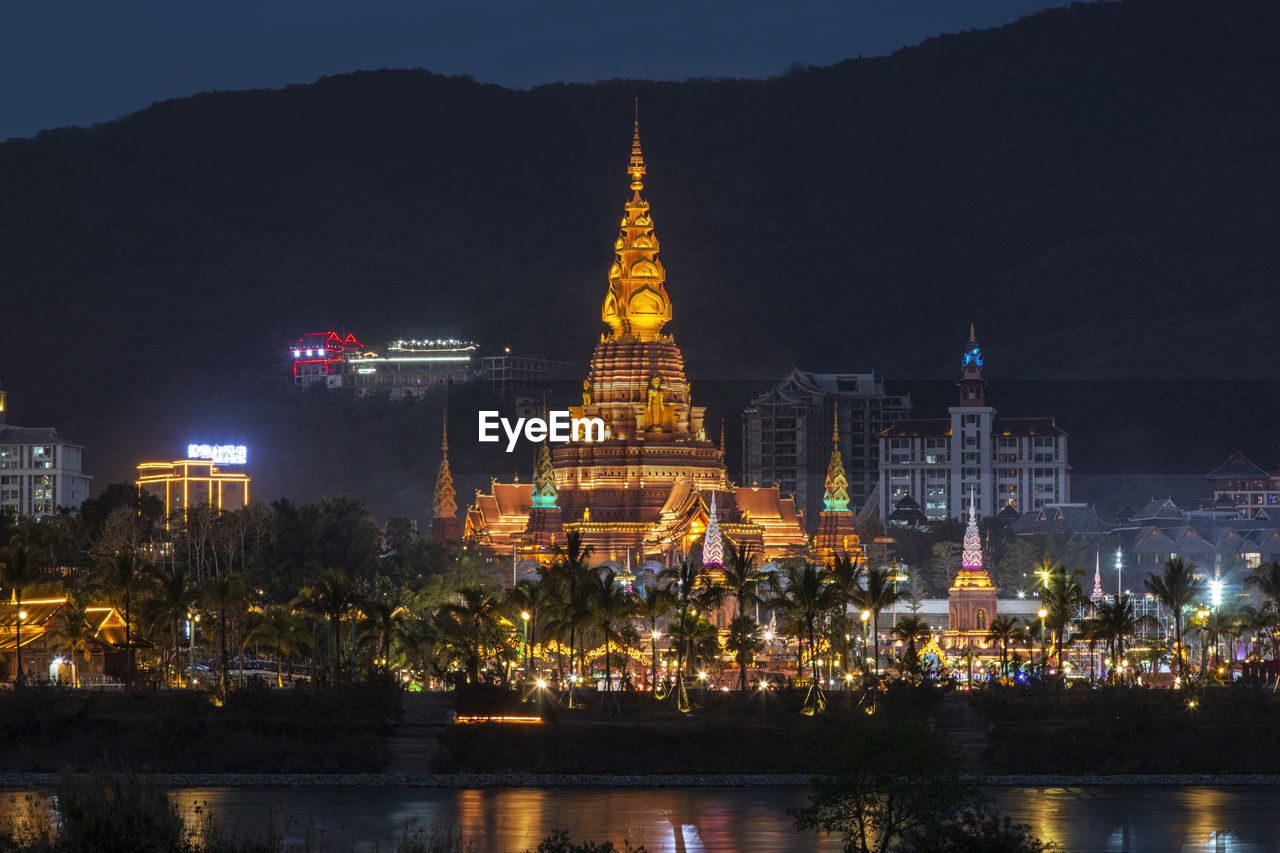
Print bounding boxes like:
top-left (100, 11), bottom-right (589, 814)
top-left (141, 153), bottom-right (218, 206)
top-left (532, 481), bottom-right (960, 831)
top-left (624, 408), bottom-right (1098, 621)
top-left (432, 413), bottom-right (457, 519)
top-left (823, 409), bottom-right (849, 512)
top-left (629, 98), bottom-right (646, 191)
top-left (602, 104), bottom-right (672, 342)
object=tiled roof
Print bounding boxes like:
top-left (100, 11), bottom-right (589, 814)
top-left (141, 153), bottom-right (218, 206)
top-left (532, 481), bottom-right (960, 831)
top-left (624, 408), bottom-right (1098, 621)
top-left (1206, 451), bottom-right (1270, 480)
top-left (0, 425), bottom-right (84, 448)
top-left (993, 418), bottom-right (1065, 436)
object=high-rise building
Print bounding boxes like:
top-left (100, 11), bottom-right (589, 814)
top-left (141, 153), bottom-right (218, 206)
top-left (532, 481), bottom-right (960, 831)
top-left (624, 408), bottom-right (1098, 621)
top-left (878, 327), bottom-right (1070, 521)
top-left (743, 370), bottom-right (910, 522)
top-left (0, 384), bottom-right (92, 518)
top-left (465, 117), bottom-right (809, 567)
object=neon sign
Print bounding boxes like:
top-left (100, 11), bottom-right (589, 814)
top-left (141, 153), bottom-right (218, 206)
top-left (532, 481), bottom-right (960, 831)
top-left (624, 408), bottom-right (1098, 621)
top-left (187, 444), bottom-right (248, 465)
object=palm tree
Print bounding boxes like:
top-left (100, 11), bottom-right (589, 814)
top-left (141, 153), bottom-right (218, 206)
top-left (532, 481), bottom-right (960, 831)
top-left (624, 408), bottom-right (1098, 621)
top-left (1040, 562), bottom-right (1086, 672)
top-left (1245, 560), bottom-right (1280, 613)
top-left (1092, 595), bottom-right (1155, 681)
top-left (549, 531), bottom-right (596, 680)
top-left (985, 616), bottom-right (1025, 680)
top-left (0, 537), bottom-right (46, 686)
top-left (359, 599), bottom-right (410, 675)
top-left (507, 577), bottom-right (552, 680)
top-left (635, 586), bottom-right (675, 693)
top-left (295, 569), bottom-right (359, 684)
top-left (100, 547), bottom-right (147, 688)
top-left (826, 552), bottom-right (864, 680)
top-left (849, 564), bottom-right (907, 678)
top-left (768, 561), bottom-right (834, 713)
top-left (1145, 556), bottom-right (1205, 682)
top-left (889, 614), bottom-right (932, 676)
top-left (658, 558), bottom-right (713, 710)
top-left (722, 541), bottom-right (767, 620)
top-left (47, 593), bottom-right (97, 687)
top-left (588, 570), bottom-right (634, 706)
top-left (244, 605), bottom-right (308, 686)
top-left (144, 563), bottom-right (197, 685)
top-left (725, 613), bottom-right (765, 690)
top-left (202, 573), bottom-right (247, 694)
top-left (437, 585), bottom-right (504, 683)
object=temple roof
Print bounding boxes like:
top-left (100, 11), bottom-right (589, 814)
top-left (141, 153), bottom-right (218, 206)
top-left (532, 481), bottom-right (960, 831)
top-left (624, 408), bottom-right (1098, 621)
top-left (1206, 451), bottom-right (1270, 480)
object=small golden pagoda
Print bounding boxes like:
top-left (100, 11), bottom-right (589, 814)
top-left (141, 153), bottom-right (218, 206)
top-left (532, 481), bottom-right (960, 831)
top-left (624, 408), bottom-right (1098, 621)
top-left (430, 414), bottom-right (460, 544)
top-left (466, 113), bottom-right (809, 568)
top-left (813, 411), bottom-right (861, 563)
top-left (944, 490), bottom-right (998, 649)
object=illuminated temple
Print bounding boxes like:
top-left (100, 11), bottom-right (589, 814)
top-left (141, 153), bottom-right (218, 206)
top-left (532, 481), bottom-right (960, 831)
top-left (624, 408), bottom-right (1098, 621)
top-left (465, 118), bottom-right (811, 569)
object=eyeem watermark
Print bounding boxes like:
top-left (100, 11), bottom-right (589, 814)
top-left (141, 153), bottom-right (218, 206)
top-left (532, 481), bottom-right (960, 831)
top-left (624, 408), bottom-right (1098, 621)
top-left (478, 410), bottom-right (605, 452)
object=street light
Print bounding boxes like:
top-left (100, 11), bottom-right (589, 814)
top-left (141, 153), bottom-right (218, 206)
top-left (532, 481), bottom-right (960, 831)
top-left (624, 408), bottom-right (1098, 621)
top-left (520, 611), bottom-right (531, 681)
top-left (860, 610), bottom-right (871, 677)
top-left (1038, 608), bottom-right (1048, 669)
top-left (650, 630), bottom-right (661, 692)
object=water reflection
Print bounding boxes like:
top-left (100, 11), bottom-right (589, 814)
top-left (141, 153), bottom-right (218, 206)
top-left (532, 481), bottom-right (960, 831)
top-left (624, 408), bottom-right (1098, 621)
top-left (6, 785), bottom-right (1280, 851)
top-left (988, 787), bottom-right (1280, 852)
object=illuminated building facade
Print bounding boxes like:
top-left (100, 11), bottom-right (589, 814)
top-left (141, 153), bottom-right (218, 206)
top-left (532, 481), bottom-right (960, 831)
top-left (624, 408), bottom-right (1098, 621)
top-left (0, 385), bottom-right (92, 519)
top-left (291, 331), bottom-right (363, 386)
top-left (348, 338), bottom-right (477, 398)
top-left (290, 332), bottom-right (477, 397)
top-left (878, 327), bottom-right (1070, 522)
top-left (743, 370), bottom-right (910, 522)
top-left (466, 119), bottom-right (809, 568)
top-left (136, 458), bottom-right (250, 523)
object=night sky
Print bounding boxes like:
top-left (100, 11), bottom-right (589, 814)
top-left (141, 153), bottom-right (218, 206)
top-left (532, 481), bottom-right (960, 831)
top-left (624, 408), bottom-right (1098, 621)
top-left (3, 0), bottom-right (1068, 142)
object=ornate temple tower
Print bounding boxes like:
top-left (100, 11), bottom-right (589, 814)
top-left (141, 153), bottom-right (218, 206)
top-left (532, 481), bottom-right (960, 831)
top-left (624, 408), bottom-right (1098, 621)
top-left (947, 491), bottom-right (997, 633)
top-left (814, 411), bottom-right (861, 563)
top-left (555, 114), bottom-right (734, 557)
top-left (430, 416), bottom-right (460, 543)
top-left (466, 114), bottom-right (810, 566)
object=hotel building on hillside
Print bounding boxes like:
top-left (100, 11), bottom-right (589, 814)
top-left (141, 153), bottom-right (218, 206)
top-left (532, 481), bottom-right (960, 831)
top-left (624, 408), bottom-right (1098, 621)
top-left (877, 328), bottom-right (1070, 523)
top-left (0, 385), bottom-right (92, 518)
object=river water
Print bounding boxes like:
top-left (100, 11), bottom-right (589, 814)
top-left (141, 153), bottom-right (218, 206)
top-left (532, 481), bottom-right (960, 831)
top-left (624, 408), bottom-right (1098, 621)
top-left (3, 785), bottom-right (1278, 852)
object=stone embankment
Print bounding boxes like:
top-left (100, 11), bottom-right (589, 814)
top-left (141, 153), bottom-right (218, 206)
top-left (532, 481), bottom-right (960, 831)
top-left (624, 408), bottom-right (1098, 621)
top-left (4, 772), bottom-right (1280, 788)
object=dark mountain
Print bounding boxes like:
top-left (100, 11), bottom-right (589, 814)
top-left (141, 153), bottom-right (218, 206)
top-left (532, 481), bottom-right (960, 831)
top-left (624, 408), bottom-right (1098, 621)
top-left (0, 0), bottom-right (1277, 521)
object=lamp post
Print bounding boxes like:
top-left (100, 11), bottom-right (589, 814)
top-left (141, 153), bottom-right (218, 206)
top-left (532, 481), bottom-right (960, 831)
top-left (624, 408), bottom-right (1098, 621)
top-left (650, 630), bottom-right (662, 693)
top-left (860, 610), bottom-right (871, 677)
top-left (1038, 608), bottom-right (1048, 671)
top-left (15, 610), bottom-right (26, 685)
top-left (188, 612), bottom-right (200, 688)
top-left (520, 611), bottom-right (531, 682)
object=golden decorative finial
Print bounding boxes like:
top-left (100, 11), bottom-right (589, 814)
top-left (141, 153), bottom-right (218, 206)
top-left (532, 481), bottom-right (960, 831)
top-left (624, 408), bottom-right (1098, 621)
top-left (629, 100), bottom-right (646, 190)
top-left (441, 411), bottom-right (449, 452)
top-left (832, 409), bottom-right (839, 444)
top-left (719, 420), bottom-right (726, 454)
top-left (969, 322), bottom-right (976, 343)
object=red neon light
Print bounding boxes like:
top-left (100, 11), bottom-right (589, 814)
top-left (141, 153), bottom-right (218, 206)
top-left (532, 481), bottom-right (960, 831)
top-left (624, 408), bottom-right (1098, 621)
top-left (290, 330), bottom-right (364, 377)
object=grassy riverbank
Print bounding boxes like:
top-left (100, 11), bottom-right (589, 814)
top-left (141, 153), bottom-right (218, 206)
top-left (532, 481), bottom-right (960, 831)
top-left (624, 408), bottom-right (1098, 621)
top-left (0, 681), bottom-right (400, 774)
